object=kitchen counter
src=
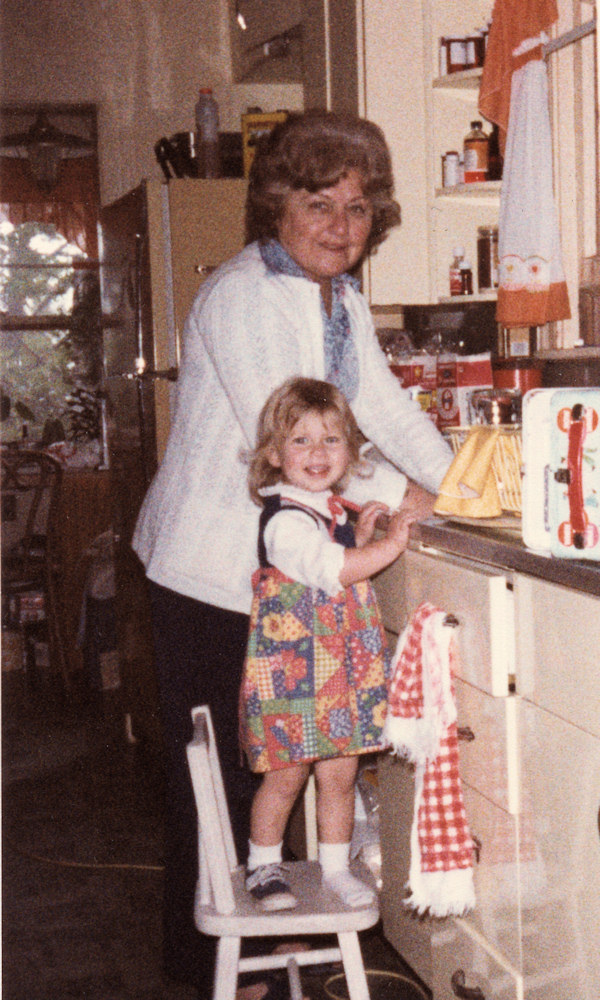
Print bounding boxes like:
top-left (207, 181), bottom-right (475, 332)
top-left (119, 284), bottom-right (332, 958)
top-left (414, 515), bottom-right (600, 597)
top-left (375, 512), bottom-right (600, 998)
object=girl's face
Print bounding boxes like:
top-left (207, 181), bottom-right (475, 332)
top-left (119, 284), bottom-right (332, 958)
top-left (268, 409), bottom-right (351, 493)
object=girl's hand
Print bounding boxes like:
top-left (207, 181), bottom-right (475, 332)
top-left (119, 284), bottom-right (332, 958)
top-left (354, 501), bottom-right (390, 548)
top-left (338, 507), bottom-right (416, 589)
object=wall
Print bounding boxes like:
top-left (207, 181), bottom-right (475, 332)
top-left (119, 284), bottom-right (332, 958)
top-left (0, 0), bottom-right (303, 206)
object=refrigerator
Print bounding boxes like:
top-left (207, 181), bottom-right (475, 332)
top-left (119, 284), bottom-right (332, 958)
top-left (98, 177), bottom-right (248, 745)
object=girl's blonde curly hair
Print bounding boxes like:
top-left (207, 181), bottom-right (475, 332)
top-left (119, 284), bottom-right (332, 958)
top-left (248, 377), bottom-right (366, 506)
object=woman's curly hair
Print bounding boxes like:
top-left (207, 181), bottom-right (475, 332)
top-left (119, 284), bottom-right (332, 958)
top-left (246, 109), bottom-right (400, 253)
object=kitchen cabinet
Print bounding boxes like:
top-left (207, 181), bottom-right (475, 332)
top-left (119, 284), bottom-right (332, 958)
top-left (356, 0), bottom-right (496, 305)
top-left (328, 0), bottom-right (596, 340)
top-left (374, 523), bottom-right (600, 999)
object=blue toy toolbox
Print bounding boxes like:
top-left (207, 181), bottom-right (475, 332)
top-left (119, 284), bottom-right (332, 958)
top-left (522, 388), bottom-right (600, 559)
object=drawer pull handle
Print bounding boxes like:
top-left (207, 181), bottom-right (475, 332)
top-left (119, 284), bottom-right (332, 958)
top-left (451, 969), bottom-right (486, 999)
top-left (443, 613), bottom-right (460, 627)
top-left (457, 726), bottom-right (475, 742)
top-left (195, 264), bottom-right (216, 276)
top-left (472, 834), bottom-right (482, 863)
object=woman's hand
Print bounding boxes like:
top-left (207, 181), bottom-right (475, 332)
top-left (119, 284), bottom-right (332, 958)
top-left (354, 500), bottom-right (390, 548)
top-left (398, 481), bottom-right (438, 521)
top-left (384, 509), bottom-right (417, 551)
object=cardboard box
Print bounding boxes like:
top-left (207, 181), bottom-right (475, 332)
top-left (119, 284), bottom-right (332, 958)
top-left (389, 354), bottom-right (437, 423)
top-left (241, 111), bottom-right (288, 177)
top-left (437, 352), bottom-right (493, 428)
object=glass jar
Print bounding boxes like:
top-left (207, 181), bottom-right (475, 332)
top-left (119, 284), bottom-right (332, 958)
top-left (477, 225), bottom-right (499, 291)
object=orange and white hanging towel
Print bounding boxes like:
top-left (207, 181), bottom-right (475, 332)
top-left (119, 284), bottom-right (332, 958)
top-left (479, 0), bottom-right (570, 327)
top-left (383, 602), bottom-right (475, 917)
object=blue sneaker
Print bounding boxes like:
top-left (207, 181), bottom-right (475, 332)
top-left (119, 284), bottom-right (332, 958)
top-left (245, 863), bottom-right (298, 911)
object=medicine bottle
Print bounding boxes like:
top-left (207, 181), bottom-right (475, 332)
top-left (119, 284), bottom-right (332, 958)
top-left (442, 151), bottom-right (460, 188)
top-left (463, 120), bottom-right (489, 183)
top-left (459, 259), bottom-right (473, 295)
top-left (195, 87), bottom-right (220, 178)
top-left (449, 247), bottom-right (465, 297)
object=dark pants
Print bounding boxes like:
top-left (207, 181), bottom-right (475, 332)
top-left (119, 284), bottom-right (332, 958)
top-left (147, 580), bottom-right (258, 988)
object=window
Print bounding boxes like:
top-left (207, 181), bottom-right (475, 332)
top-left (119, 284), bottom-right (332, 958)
top-left (0, 104), bottom-right (102, 447)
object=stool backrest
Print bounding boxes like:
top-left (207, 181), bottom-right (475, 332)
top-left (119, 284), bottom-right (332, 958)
top-left (186, 706), bottom-right (239, 914)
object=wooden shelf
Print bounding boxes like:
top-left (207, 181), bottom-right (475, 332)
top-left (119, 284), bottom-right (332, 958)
top-left (438, 292), bottom-right (497, 303)
top-left (435, 181), bottom-right (501, 200)
top-left (432, 67), bottom-right (482, 90)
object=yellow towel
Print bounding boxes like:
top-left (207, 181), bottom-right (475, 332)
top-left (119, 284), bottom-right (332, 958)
top-left (434, 426), bottom-right (503, 518)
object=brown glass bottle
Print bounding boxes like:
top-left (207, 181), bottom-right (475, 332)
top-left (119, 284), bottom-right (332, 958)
top-left (463, 120), bottom-right (489, 183)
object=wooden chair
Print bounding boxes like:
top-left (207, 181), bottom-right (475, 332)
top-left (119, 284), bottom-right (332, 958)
top-left (186, 705), bottom-right (380, 1000)
top-left (1, 448), bottom-right (69, 689)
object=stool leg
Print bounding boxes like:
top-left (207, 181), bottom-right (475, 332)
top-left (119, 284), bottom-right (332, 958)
top-left (338, 932), bottom-right (371, 1000)
top-left (214, 936), bottom-right (241, 1000)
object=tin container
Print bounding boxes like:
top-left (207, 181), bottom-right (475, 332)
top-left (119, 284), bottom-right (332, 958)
top-left (469, 387), bottom-right (522, 425)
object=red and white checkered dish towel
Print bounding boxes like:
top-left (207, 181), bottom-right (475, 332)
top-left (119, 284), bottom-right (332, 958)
top-left (383, 602), bottom-right (475, 917)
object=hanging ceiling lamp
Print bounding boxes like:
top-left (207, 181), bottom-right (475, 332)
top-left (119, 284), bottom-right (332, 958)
top-left (0, 109), bottom-right (94, 192)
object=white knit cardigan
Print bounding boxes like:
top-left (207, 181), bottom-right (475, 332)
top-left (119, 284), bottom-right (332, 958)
top-left (132, 243), bottom-right (453, 614)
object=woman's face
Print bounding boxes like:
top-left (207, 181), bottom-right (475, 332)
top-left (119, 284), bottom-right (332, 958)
top-left (276, 168), bottom-right (373, 286)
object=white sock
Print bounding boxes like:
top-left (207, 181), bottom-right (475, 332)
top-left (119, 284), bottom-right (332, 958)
top-left (318, 842), bottom-right (376, 907)
top-left (247, 840), bottom-right (283, 871)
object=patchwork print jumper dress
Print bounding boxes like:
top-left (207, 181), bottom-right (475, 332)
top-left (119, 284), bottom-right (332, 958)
top-left (240, 494), bottom-right (391, 772)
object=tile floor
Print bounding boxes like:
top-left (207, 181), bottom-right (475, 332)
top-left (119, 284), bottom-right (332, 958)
top-left (2, 668), bottom-right (430, 1000)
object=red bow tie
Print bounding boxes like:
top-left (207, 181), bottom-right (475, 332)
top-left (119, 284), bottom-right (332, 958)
top-left (327, 495), bottom-right (362, 536)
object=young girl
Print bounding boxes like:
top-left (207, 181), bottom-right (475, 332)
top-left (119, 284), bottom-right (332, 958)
top-left (239, 377), bottom-right (415, 911)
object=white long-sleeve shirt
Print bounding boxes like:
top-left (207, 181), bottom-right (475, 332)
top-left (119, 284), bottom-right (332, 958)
top-left (132, 242), bottom-right (452, 614)
top-left (260, 485), bottom-right (347, 597)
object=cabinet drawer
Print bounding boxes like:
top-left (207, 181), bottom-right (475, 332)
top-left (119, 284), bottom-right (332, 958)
top-left (461, 784), bottom-right (521, 973)
top-left (515, 576), bottom-right (600, 738)
top-left (432, 918), bottom-right (522, 1000)
top-left (378, 753), bottom-right (433, 988)
top-left (402, 547), bottom-right (514, 696)
top-left (456, 679), bottom-right (519, 815)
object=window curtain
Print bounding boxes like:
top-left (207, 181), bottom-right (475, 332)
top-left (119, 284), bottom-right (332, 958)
top-left (0, 156), bottom-right (100, 258)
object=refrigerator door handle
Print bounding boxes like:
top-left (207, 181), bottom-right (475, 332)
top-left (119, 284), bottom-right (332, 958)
top-left (117, 368), bottom-right (179, 382)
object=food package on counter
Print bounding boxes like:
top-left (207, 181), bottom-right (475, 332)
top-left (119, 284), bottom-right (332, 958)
top-left (436, 352), bottom-right (494, 429)
top-left (389, 352), bottom-right (438, 424)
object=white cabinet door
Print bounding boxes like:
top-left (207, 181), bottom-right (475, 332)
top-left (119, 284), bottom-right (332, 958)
top-left (515, 575), bottom-right (600, 738)
top-left (432, 918), bottom-right (522, 1000)
top-left (519, 700), bottom-right (600, 999)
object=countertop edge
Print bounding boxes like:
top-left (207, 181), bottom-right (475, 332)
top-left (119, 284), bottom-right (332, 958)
top-left (414, 517), bottom-right (600, 597)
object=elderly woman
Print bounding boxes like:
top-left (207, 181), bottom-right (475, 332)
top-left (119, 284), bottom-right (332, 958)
top-left (132, 109), bottom-right (452, 992)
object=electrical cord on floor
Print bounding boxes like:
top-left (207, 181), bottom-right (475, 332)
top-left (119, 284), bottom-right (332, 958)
top-left (5, 836), bottom-right (164, 872)
top-left (323, 969), bottom-right (430, 1000)
top-left (7, 837), bottom-right (431, 999)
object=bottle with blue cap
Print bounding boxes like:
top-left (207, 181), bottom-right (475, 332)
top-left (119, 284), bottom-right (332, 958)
top-left (195, 87), bottom-right (220, 178)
